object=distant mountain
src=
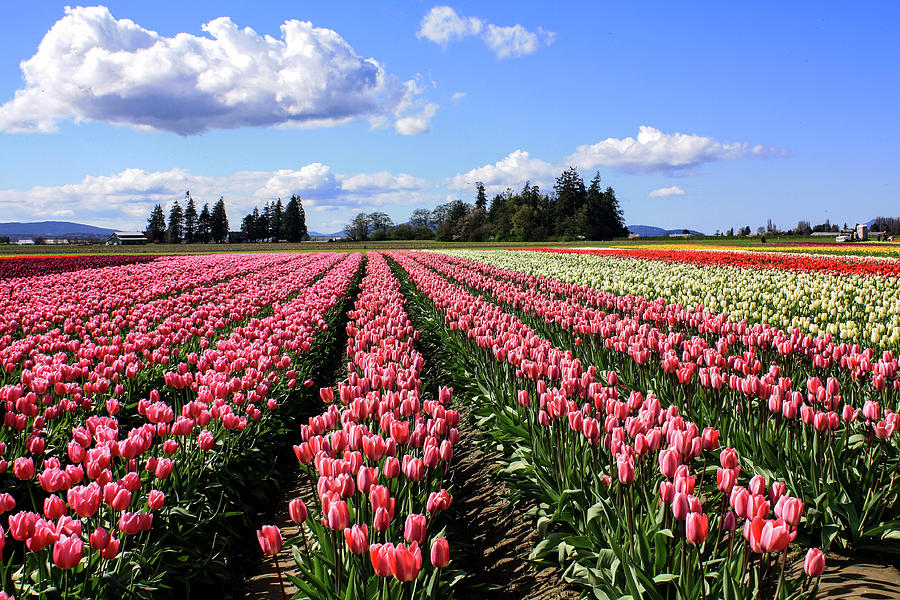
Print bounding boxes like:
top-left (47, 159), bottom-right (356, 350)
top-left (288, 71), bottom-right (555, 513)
top-left (0, 221), bottom-right (116, 241)
top-left (626, 224), bottom-right (705, 237)
top-left (307, 230), bottom-right (345, 238)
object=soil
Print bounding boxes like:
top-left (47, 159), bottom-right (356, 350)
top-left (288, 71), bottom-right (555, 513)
top-left (443, 405), bottom-right (579, 600)
top-left (818, 555), bottom-right (900, 600)
top-left (244, 459), bottom-right (308, 598)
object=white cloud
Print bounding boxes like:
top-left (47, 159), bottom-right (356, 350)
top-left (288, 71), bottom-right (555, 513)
top-left (449, 126), bottom-right (784, 193)
top-left (418, 6), bottom-right (553, 59)
top-left (417, 6), bottom-right (483, 47)
top-left (0, 164), bottom-right (433, 231)
top-left (0, 6), bottom-right (435, 135)
top-left (395, 103), bottom-right (439, 135)
top-left (450, 91), bottom-right (466, 104)
top-left (483, 24), bottom-right (555, 59)
top-left (448, 150), bottom-right (557, 193)
top-left (565, 126), bottom-right (780, 174)
top-left (648, 185), bottom-right (686, 198)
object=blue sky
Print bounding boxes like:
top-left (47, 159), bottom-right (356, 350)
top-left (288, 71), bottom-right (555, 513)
top-left (0, 1), bottom-right (897, 234)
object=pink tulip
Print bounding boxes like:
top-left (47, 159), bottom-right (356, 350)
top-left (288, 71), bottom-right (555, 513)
top-left (256, 525), bottom-right (283, 555)
top-left (804, 548), bottom-right (825, 577)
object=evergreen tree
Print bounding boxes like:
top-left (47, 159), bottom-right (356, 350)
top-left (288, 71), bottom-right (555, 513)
top-left (254, 205), bottom-right (269, 241)
top-left (241, 210), bottom-right (256, 239)
top-left (474, 182), bottom-right (487, 210)
top-left (282, 195), bottom-right (308, 242)
top-left (211, 197), bottom-right (229, 243)
top-left (297, 195), bottom-right (308, 241)
top-left (553, 167), bottom-right (588, 239)
top-left (270, 198), bottom-right (284, 241)
top-left (146, 204), bottom-right (166, 243)
top-left (166, 200), bottom-right (184, 244)
top-left (197, 203), bottom-right (212, 243)
top-left (183, 192), bottom-right (198, 243)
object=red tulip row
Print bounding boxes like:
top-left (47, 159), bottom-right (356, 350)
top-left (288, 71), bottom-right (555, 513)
top-left (388, 250), bottom-right (823, 597)
top-left (526, 247), bottom-right (900, 277)
top-left (262, 252), bottom-right (455, 599)
top-left (0, 253), bottom-right (362, 598)
top-left (0, 254), bottom-right (158, 280)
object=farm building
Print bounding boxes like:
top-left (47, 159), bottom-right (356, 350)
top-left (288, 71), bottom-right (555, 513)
top-left (106, 232), bottom-right (147, 245)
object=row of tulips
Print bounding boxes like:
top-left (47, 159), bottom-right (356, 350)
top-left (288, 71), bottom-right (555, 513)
top-left (261, 252), bottom-right (457, 600)
top-left (434, 251), bottom-right (897, 402)
top-left (539, 247), bottom-right (900, 277)
top-left (388, 251), bottom-right (824, 599)
top-left (0, 253), bottom-right (289, 343)
top-left (425, 251), bottom-right (900, 552)
top-left (454, 248), bottom-right (900, 349)
top-left (0, 255), bottom-right (158, 280)
top-left (0, 253), bottom-right (362, 598)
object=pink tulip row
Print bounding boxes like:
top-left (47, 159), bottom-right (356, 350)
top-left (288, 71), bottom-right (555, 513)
top-left (389, 251), bottom-right (823, 595)
top-left (420, 252), bottom-right (899, 445)
top-left (0, 253), bottom-right (288, 342)
top-left (0, 253), bottom-right (362, 596)
top-left (263, 252), bottom-right (454, 597)
top-left (435, 252), bottom-right (897, 393)
top-left (1, 253), bottom-right (334, 379)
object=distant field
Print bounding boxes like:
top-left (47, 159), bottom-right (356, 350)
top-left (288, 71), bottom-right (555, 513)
top-left (0, 235), bottom-right (896, 256)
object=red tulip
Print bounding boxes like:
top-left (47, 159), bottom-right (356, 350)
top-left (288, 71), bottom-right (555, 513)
top-left (53, 534), bottom-right (83, 569)
top-left (256, 525), bottom-right (283, 555)
top-left (390, 541), bottom-right (422, 582)
top-left (685, 512), bottom-right (709, 545)
top-left (289, 498), bottom-right (308, 524)
top-left (344, 524), bottom-right (369, 554)
top-left (404, 514), bottom-right (427, 545)
top-left (804, 548), bottom-right (825, 577)
top-left (90, 526), bottom-right (111, 550)
top-left (431, 537), bottom-right (450, 567)
top-left (370, 543), bottom-right (393, 577)
top-left (13, 457), bottom-right (34, 480)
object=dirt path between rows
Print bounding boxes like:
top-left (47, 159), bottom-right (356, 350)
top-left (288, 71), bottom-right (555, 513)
top-left (443, 405), bottom-right (579, 600)
top-left (818, 556), bottom-right (900, 599)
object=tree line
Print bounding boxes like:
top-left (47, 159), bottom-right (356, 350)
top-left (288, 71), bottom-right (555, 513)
top-left (146, 193), bottom-right (229, 243)
top-left (239, 196), bottom-right (308, 242)
top-left (344, 168), bottom-right (627, 242)
top-left (145, 193), bottom-right (310, 243)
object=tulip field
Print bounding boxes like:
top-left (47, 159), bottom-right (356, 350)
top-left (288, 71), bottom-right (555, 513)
top-left (2, 246), bottom-right (900, 599)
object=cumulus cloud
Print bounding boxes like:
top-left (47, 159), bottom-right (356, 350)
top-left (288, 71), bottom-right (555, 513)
top-left (565, 126), bottom-right (780, 174)
top-left (418, 6), bottom-right (553, 59)
top-left (0, 164), bottom-right (432, 231)
top-left (449, 126), bottom-right (784, 193)
top-left (450, 91), bottom-right (467, 104)
top-left (417, 6), bottom-right (483, 47)
top-left (448, 150), bottom-right (557, 193)
top-left (0, 6), bottom-right (435, 135)
top-left (648, 185), bottom-right (686, 198)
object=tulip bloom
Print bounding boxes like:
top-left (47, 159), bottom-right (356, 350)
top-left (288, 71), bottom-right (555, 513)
top-left (685, 512), bottom-right (709, 545)
top-left (760, 519), bottom-right (793, 553)
top-left (344, 524), bottom-right (369, 554)
top-left (256, 525), bottom-right (283, 555)
top-left (804, 548), bottom-right (825, 577)
top-left (53, 534), bottom-right (84, 569)
top-left (404, 514), bottom-right (427, 545)
top-left (431, 537), bottom-right (450, 568)
top-left (289, 498), bottom-right (308, 524)
top-left (370, 543), bottom-right (393, 577)
top-left (390, 541), bottom-right (422, 582)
